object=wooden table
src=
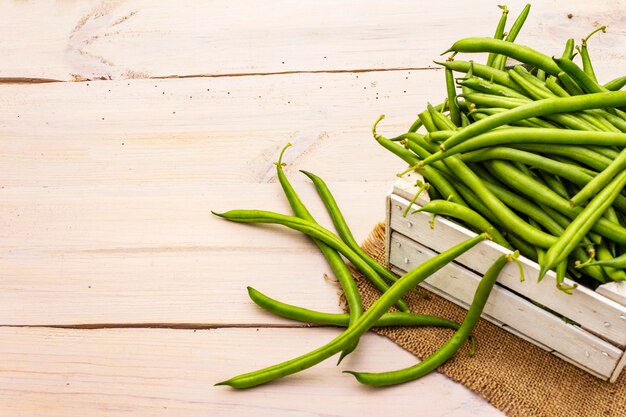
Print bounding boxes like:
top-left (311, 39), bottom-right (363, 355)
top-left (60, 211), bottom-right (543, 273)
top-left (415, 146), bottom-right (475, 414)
top-left (1, 1), bottom-right (624, 415)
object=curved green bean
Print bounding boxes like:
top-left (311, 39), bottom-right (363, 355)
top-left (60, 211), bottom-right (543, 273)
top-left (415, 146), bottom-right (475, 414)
top-left (274, 144), bottom-right (362, 358)
top-left (212, 210), bottom-right (409, 312)
top-left (247, 287), bottom-right (462, 329)
top-left (604, 76), bottom-right (626, 91)
top-left (414, 200), bottom-right (511, 249)
top-left (444, 37), bottom-right (560, 75)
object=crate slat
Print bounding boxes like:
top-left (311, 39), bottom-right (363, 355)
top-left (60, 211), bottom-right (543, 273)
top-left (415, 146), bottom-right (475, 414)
top-left (389, 232), bottom-right (622, 379)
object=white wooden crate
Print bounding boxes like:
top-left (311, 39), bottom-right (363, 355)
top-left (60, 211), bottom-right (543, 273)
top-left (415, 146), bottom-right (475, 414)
top-left (385, 173), bottom-right (626, 382)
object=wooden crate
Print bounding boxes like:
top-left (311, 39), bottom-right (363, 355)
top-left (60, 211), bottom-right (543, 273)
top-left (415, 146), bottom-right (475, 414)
top-left (385, 173), bottom-right (626, 382)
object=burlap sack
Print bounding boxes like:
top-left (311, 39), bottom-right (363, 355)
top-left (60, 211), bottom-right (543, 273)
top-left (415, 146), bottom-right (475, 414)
top-left (349, 223), bottom-right (625, 417)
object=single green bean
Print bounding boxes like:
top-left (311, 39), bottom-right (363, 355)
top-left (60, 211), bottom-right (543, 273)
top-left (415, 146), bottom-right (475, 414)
top-left (247, 287), bottom-right (463, 328)
top-left (414, 200), bottom-right (511, 249)
top-left (212, 210), bottom-right (409, 312)
top-left (571, 147), bottom-right (626, 206)
top-left (561, 38), bottom-right (575, 60)
top-left (300, 169), bottom-right (404, 289)
top-left (445, 69), bottom-right (462, 127)
top-left (215, 233), bottom-right (486, 388)
top-left (458, 78), bottom-right (529, 99)
top-left (434, 60), bottom-right (522, 92)
top-left (577, 26), bottom-right (607, 83)
top-left (558, 71), bottom-right (585, 95)
top-left (604, 76), bottom-right (626, 91)
top-left (579, 250), bottom-right (626, 269)
top-left (444, 37), bottom-right (560, 75)
top-left (344, 253), bottom-right (512, 386)
top-left (274, 144), bottom-right (362, 357)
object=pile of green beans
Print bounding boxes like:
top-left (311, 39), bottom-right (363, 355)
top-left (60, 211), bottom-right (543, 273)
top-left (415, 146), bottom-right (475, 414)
top-left (377, 3), bottom-right (626, 290)
top-left (213, 143), bottom-right (502, 388)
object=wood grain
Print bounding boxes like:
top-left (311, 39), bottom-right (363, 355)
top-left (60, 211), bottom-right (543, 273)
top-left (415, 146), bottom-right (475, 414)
top-left (0, 327), bottom-right (505, 417)
top-left (1, 0), bottom-right (624, 81)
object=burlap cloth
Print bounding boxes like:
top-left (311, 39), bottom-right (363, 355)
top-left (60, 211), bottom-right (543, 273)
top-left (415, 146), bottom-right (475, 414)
top-left (348, 223), bottom-right (625, 417)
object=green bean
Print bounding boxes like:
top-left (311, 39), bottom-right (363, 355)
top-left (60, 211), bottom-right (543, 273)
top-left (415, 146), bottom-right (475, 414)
top-left (428, 103), bottom-right (457, 131)
top-left (445, 69), bottom-right (462, 127)
top-left (579, 250), bottom-right (626, 269)
top-left (555, 260), bottom-right (576, 293)
top-left (577, 26), bottom-right (606, 84)
top-left (458, 78), bottom-right (529, 99)
top-left (486, 5), bottom-right (509, 67)
top-left (571, 147), bottom-right (626, 206)
top-left (274, 144), bottom-right (362, 357)
top-left (247, 287), bottom-right (462, 328)
top-left (212, 210), bottom-right (409, 312)
top-left (460, 92), bottom-right (529, 109)
top-left (344, 253), bottom-right (512, 386)
top-left (418, 109), bottom-right (439, 132)
top-left (434, 60), bottom-right (522, 92)
top-left (553, 57), bottom-right (607, 95)
top-left (215, 233), bottom-right (486, 388)
top-left (511, 143), bottom-right (611, 172)
top-left (558, 71), bottom-right (585, 96)
top-left (425, 127), bottom-right (626, 164)
top-left (413, 200), bottom-right (511, 249)
top-left (604, 76), bottom-right (626, 91)
top-left (545, 76), bottom-right (569, 97)
top-left (536, 69), bottom-right (546, 82)
top-left (595, 244), bottom-right (626, 282)
top-left (469, 108), bottom-right (556, 128)
top-left (509, 67), bottom-right (553, 99)
top-left (539, 170), bottom-right (626, 278)
top-left (443, 37), bottom-right (560, 75)
top-left (441, 156), bottom-right (556, 248)
top-left (300, 169), bottom-right (404, 288)
top-left (561, 38), bottom-right (575, 60)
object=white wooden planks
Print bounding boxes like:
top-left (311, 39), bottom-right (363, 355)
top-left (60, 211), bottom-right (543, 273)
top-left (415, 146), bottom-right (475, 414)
top-left (0, 182), bottom-right (391, 326)
top-left (1, 1), bottom-right (624, 81)
top-left (0, 327), bottom-right (505, 417)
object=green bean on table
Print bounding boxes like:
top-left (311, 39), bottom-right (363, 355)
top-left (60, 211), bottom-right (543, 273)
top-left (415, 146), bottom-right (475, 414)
top-left (212, 209), bottom-right (410, 312)
top-left (274, 143), bottom-right (362, 358)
